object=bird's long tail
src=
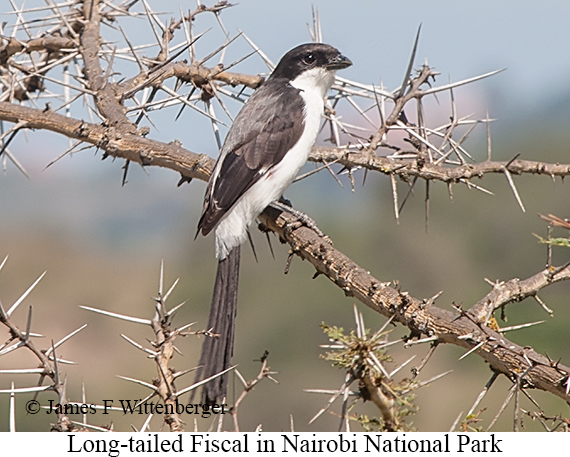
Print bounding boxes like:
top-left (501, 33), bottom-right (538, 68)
top-left (195, 246), bottom-right (240, 405)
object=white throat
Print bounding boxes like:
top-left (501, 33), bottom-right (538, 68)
top-left (289, 67), bottom-right (335, 99)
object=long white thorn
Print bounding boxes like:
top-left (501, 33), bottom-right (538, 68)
top-left (7, 271), bottom-right (46, 317)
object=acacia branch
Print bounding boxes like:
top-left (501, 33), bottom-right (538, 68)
top-left (80, 0), bottom-right (137, 133)
top-left (117, 60), bottom-right (264, 100)
top-left (0, 305), bottom-right (78, 431)
top-left (366, 64), bottom-right (435, 152)
top-left (469, 263), bottom-right (570, 322)
top-left (0, 36), bottom-right (77, 64)
top-left (0, 101), bottom-right (213, 182)
top-left (310, 147), bottom-right (570, 181)
top-left (2, 101), bottom-right (569, 190)
top-left (258, 208), bottom-right (570, 404)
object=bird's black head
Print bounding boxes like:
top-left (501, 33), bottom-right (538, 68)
top-left (269, 43), bottom-right (352, 82)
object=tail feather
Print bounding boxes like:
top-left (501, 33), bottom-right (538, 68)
top-left (194, 246), bottom-right (240, 405)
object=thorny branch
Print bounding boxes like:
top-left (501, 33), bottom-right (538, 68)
top-left (0, 258), bottom-right (251, 432)
top-left (258, 208), bottom-right (570, 405)
top-left (1, 0), bottom-right (570, 430)
top-left (311, 146), bottom-right (570, 183)
top-left (0, 271), bottom-right (83, 431)
top-left (230, 351), bottom-right (278, 432)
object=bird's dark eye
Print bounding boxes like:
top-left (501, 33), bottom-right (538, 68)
top-left (302, 53), bottom-right (315, 66)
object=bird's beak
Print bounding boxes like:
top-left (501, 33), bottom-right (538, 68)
top-left (326, 54), bottom-right (352, 71)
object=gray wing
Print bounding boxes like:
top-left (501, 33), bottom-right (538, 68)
top-left (198, 79), bottom-right (305, 236)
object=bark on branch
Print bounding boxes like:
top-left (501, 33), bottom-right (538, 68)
top-left (311, 146), bottom-right (570, 181)
top-left (258, 208), bottom-right (570, 404)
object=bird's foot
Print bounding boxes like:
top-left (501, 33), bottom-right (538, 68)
top-left (269, 200), bottom-right (330, 242)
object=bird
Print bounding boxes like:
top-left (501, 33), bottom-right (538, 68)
top-left (195, 43), bottom-right (352, 404)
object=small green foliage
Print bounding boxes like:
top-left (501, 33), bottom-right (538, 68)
top-left (319, 320), bottom-right (418, 432)
top-left (320, 323), bottom-right (392, 371)
top-left (460, 409), bottom-right (486, 432)
top-left (533, 233), bottom-right (570, 248)
top-left (353, 414), bottom-right (383, 432)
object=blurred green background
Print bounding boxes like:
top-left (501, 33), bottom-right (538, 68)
top-left (1, 0), bottom-right (570, 432)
